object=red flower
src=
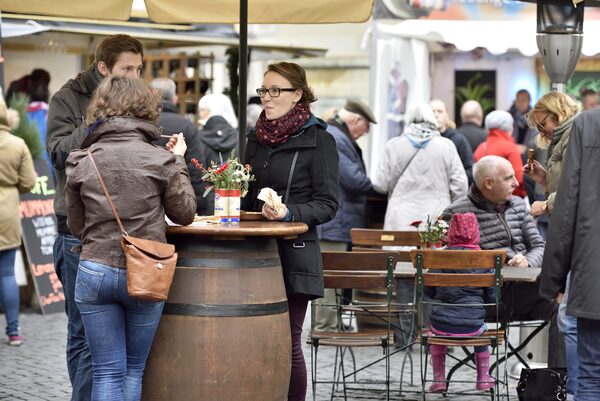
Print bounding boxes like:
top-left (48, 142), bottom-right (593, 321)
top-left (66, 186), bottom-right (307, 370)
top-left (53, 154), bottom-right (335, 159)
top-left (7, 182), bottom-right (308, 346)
top-left (410, 220), bottom-right (423, 228)
top-left (215, 162), bottom-right (229, 174)
top-left (191, 158), bottom-right (202, 169)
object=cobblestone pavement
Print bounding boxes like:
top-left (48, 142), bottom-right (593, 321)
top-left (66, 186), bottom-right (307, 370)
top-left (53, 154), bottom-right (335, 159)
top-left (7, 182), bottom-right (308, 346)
top-left (0, 309), bottom-right (520, 400)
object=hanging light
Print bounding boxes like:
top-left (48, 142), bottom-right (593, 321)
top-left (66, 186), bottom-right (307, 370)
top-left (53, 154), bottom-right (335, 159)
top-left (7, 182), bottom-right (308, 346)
top-left (536, 0), bottom-right (584, 92)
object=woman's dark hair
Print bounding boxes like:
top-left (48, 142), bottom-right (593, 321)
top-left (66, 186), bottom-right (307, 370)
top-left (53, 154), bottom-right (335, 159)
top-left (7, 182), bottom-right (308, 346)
top-left (86, 76), bottom-right (160, 124)
top-left (26, 69), bottom-right (51, 102)
top-left (265, 62), bottom-right (317, 105)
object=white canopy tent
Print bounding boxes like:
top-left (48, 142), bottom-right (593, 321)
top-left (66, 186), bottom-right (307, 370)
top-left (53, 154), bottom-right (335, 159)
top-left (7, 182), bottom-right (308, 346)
top-left (367, 17), bottom-right (600, 175)
top-left (375, 19), bottom-right (600, 57)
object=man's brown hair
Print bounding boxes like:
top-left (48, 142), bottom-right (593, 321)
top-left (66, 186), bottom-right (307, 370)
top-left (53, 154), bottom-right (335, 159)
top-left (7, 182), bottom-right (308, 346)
top-left (95, 34), bottom-right (144, 71)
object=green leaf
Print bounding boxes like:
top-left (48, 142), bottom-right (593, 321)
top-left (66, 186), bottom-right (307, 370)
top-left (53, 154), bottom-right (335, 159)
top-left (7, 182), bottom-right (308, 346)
top-left (202, 186), bottom-right (214, 198)
top-left (9, 94), bottom-right (42, 159)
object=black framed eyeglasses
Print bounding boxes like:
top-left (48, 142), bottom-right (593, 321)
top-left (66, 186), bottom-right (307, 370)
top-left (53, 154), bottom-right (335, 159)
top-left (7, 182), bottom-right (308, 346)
top-left (536, 112), bottom-right (551, 132)
top-left (256, 87), bottom-right (296, 98)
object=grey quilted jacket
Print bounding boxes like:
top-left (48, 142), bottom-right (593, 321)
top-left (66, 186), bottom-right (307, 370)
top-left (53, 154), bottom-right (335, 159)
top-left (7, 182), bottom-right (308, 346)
top-left (442, 186), bottom-right (545, 267)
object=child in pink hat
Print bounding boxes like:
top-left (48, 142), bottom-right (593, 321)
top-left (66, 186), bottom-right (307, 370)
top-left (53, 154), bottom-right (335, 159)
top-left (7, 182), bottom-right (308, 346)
top-left (425, 212), bottom-right (495, 393)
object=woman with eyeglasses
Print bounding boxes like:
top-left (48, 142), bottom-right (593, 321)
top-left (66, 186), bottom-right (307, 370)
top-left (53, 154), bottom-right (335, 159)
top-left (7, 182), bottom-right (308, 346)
top-left (524, 90), bottom-right (578, 399)
top-left (243, 62), bottom-right (339, 401)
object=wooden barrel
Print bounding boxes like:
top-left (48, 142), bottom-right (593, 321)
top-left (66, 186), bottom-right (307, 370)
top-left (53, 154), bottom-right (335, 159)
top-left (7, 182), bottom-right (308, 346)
top-left (141, 234), bottom-right (291, 401)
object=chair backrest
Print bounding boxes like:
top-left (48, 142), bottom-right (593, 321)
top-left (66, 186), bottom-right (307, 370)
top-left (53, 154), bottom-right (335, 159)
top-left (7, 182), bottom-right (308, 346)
top-left (410, 249), bottom-right (505, 303)
top-left (321, 251), bottom-right (397, 299)
top-left (351, 228), bottom-right (421, 247)
top-left (350, 228), bottom-right (421, 261)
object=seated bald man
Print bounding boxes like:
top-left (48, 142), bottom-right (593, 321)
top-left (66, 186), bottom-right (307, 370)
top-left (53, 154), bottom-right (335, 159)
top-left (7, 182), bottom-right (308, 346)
top-left (442, 155), bottom-right (565, 368)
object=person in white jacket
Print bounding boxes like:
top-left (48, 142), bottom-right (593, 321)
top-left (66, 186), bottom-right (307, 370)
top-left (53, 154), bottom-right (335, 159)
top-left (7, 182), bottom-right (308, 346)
top-left (373, 102), bottom-right (468, 231)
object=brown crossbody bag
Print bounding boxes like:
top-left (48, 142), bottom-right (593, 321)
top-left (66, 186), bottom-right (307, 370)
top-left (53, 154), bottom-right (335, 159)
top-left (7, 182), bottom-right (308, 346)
top-left (87, 149), bottom-right (177, 301)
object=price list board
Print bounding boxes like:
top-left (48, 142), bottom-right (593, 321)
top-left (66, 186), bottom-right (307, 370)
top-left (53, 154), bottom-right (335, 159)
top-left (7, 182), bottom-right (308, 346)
top-left (19, 159), bottom-right (64, 314)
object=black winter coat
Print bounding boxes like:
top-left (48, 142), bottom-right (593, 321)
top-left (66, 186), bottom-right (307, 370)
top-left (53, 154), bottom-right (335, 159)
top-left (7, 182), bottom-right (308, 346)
top-left (195, 116), bottom-right (238, 215)
top-left (442, 128), bottom-right (474, 185)
top-left (541, 108), bottom-right (600, 319)
top-left (154, 102), bottom-right (204, 213)
top-left (243, 116), bottom-right (339, 298)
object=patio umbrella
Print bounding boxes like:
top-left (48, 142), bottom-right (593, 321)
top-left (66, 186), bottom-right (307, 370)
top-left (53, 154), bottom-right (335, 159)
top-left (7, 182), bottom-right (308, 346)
top-left (0, 0), bottom-right (375, 156)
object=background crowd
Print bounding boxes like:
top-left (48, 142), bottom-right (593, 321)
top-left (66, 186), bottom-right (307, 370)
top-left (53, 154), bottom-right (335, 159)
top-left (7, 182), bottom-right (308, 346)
top-left (2, 32), bottom-right (600, 401)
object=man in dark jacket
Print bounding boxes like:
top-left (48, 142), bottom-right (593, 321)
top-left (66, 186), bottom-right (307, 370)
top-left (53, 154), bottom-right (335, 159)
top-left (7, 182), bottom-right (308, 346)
top-left (315, 98), bottom-right (376, 331)
top-left (46, 34), bottom-right (144, 401)
top-left (540, 108), bottom-right (600, 399)
top-left (508, 89), bottom-right (536, 152)
top-left (430, 98), bottom-right (474, 185)
top-left (151, 78), bottom-right (204, 213)
top-left (458, 100), bottom-right (487, 152)
top-left (443, 155), bottom-right (564, 368)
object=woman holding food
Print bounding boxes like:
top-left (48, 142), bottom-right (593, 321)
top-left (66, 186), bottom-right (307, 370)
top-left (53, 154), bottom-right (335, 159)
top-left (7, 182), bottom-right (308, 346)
top-left (524, 90), bottom-right (578, 398)
top-left (243, 62), bottom-right (339, 401)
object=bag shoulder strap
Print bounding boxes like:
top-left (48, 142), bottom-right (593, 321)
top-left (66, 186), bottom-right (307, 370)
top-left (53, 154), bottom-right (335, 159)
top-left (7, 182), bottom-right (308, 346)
top-left (87, 149), bottom-right (127, 236)
top-left (284, 151), bottom-right (300, 204)
top-left (396, 146), bottom-right (421, 182)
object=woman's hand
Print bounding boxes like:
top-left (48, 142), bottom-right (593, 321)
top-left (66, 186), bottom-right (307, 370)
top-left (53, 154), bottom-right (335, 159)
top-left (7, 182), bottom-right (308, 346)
top-left (167, 133), bottom-right (187, 157)
top-left (530, 200), bottom-right (548, 217)
top-left (261, 203), bottom-right (288, 221)
top-left (523, 160), bottom-right (547, 187)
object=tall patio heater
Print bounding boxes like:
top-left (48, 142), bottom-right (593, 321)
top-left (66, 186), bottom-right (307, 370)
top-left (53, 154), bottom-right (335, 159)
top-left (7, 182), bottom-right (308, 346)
top-left (535, 0), bottom-right (585, 92)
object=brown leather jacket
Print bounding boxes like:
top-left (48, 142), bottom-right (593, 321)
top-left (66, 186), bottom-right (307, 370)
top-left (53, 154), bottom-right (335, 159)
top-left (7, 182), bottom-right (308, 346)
top-left (66, 117), bottom-right (196, 268)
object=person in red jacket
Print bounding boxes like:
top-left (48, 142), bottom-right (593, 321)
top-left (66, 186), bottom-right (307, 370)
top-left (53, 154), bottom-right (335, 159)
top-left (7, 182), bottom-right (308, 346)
top-left (474, 110), bottom-right (527, 198)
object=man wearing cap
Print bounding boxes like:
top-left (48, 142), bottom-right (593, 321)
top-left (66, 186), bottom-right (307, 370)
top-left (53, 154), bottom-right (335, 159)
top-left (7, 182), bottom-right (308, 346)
top-left (315, 99), bottom-right (376, 331)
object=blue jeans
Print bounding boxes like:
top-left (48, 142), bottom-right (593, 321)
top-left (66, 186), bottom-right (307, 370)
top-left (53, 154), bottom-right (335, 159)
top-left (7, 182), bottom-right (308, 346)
top-left (75, 260), bottom-right (164, 401)
top-left (53, 233), bottom-right (93, 401)
top-left (576, 317), bottom-right (600, 401)
top-left (558, 273), bottom-right (578, 396)
top-left (0, 248), bottom-right (20, 336)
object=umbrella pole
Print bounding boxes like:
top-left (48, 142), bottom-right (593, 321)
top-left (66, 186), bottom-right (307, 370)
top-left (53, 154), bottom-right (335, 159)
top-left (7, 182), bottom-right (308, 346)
top-left (238, 0), bottom-right (248, 162)
top-left (0, 12), bottom-right (5, 90)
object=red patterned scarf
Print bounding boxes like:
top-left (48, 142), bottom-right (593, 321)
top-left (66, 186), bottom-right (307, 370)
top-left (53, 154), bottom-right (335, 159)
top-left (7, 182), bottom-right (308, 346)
top-left (255, 102), bottom-right (311, 146)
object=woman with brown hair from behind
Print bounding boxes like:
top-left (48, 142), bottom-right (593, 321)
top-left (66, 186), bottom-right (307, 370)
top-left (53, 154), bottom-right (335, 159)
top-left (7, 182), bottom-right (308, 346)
top-left (65, 76), bottom-right (196, 401)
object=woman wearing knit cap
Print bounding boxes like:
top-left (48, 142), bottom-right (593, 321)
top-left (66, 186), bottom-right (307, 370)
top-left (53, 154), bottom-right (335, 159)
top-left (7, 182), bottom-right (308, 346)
top-left (425, 212), bottom-right (495, 393)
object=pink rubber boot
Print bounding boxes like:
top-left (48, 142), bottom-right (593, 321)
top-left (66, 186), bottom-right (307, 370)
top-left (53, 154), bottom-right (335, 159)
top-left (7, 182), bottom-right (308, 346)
top-left (475, 351), bottom-right (495, 391)
top-left (429, 345), bottom-right (447, 393)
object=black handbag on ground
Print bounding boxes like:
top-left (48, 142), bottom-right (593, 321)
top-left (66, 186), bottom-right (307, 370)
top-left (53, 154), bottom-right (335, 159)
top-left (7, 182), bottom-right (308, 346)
top-left (517, 367), bottom-right (568, 401)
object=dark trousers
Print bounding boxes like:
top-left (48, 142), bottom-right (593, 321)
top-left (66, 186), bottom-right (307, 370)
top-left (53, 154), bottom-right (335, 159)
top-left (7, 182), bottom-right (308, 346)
top-left (53, 233), bottom-right (93, 401)
top-left (488, 281), bottom-right (565, 368)
top-left (288, 293), bottom-right (310, 401)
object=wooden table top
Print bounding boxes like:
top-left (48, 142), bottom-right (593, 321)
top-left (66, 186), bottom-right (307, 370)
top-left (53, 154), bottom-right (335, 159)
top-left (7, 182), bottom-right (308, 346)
top-left (393, 261), bottom-right (540, 283)
top-left (167, 220), bottom-right (308, 238)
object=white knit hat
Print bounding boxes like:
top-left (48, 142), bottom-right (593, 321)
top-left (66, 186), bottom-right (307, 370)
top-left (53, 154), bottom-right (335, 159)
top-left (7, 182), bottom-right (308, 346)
top-left (484, 110), bottom-right (514, 133)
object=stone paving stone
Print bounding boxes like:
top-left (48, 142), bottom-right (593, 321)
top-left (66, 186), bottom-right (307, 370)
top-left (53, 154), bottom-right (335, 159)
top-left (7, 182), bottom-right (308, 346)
top-left (1, 309), bottom-right (520, 400)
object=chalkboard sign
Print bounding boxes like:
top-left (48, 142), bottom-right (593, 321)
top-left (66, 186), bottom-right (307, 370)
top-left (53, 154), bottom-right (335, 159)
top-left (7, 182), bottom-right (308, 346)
top-left (19, 159), bottom-right (65, 314)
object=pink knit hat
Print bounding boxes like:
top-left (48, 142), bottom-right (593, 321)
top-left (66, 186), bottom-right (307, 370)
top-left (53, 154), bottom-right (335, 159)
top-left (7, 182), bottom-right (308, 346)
top-left (447, 212), bottom-right (480, 248)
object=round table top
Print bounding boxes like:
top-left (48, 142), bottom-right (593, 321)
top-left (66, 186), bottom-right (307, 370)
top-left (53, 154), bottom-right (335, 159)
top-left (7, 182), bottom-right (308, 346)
top-left (167, 221), bottom-right (308, 238)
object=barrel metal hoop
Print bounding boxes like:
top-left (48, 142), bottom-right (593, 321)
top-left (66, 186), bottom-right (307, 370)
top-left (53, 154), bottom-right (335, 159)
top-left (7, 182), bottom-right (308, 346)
top-left (176, 257), bottom-right (281, 268)
top-left (163, 300), bottom-right (289, 317)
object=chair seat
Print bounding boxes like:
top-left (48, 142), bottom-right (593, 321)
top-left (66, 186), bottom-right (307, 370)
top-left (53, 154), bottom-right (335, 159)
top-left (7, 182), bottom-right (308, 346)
top-left (307, 330), bottom-right (394, 347)
top-left (417, 328), bottom-right (505, 347)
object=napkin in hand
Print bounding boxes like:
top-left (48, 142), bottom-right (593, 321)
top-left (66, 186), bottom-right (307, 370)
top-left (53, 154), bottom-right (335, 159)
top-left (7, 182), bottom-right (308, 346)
top-left (257, 187), bottom-right (283, 213)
